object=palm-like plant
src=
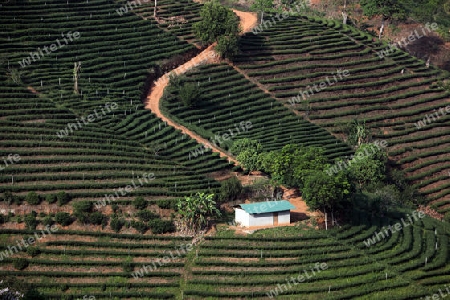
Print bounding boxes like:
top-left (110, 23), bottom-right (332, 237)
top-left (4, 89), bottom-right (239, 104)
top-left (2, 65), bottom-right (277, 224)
top-left (177, 192), bottom-right (221, 233)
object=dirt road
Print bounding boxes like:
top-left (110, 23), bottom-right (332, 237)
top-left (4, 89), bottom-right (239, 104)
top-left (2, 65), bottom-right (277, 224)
top-left (144, 10), bottom-right (257, 165)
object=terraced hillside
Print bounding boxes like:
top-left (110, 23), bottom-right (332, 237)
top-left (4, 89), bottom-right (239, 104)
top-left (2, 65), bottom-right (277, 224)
top-left (2, 1), bottom-right (450, 299)
top-left (161, 63), bottom-right (353, 160)
top-left (233, 16), bottom-right (450, 212)
top-left (185, 206), bottom-right (450, 299)
top-left (0, 229), bottom-right (192, 299)
top-left (0, 0), bottom-right (231, 209)
top-left (114, 0), bottom-right (202, 44)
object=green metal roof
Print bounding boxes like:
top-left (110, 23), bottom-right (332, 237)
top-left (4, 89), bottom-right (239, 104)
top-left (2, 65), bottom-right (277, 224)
top-left (236, 200), bottom-right (295, 214)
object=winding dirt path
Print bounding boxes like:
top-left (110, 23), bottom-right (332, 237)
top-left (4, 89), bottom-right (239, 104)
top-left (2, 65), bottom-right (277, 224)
top-left (144, 10), bottom-right (257, 165)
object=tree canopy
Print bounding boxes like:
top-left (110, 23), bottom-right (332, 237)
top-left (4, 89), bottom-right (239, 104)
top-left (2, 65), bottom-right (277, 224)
top-left (231, 139), bottom-right (263, 174)
top-left (360, 0), bottom-right (408, 20)
top-left (259, 144), bottom-right (327, 188)
top-left (193, 0), bottom-right (240, 44)
top-left (302, 171), bottom-right (351, 212)
top-left (347, 143), bottom-right (388, 189)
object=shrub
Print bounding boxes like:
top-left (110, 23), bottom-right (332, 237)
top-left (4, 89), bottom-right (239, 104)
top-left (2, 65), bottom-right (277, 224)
top-left (150, 219), bottom-right (176, 234)
top-left (157, 199), bottom-right (175, 209)
top-left (42, 215), bottom-right (54, 226)
top-left (25, 192), bottom-right (41, 205)
top-left (110, 217), bottom-right (125, 233)
top-left (111, 203), bottom-right (120, 213)
top-left (178, 82), bottom-right (201, 107)
top-left (60, 284), bottom-right (69, 291)
top-left (55, 212), bottom-right (73, 226)
top-left (136, 210), bottom-right (158, 222)
top-left (13, 195), bottom-right (22, 205)
top-left (75, 212), bottom-right (90, 224)
top-left (89, 212), bottom-right (105, 225)
top-left (13, 258), bottom-right (29, 270)
top-left (57, 191), bottom-right (70, 206)
top-left (27, 247), bottom-right (41, 257)
top-left (2, 191), bottom-right (15, 205)
top-left (131, 221), bottom-right (148, 234)
top-left (73, 201), bottom-right (93, 213)
top-left (133, 196), bottom-right (147, 210)
top-left (24, 213), bottom-right (38, 230)
top-left (219, 176), bottom-right (243, 202)
top-left (45, 194), bottom-right (57, 204)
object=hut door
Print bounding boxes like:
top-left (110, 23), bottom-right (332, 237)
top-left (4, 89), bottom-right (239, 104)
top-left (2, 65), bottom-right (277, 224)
top-left (273, 212), bottom-right (278, 225)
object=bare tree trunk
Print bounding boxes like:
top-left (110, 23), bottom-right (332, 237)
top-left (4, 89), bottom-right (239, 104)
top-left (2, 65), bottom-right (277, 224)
top-left (342, 0), bottom-right (347, 24)
top-left (260, 11), bottom-right (264, 25)
top-left (342, 11), bottom-right (348, 24)
top-left (73, 61), bottom-right (81, 94)
top-left (154, 0), bottom-right (157, 18)
top-left (325, 210), bottom-right (328, 230)
top-left (378, 19), bottom-right (385, 40)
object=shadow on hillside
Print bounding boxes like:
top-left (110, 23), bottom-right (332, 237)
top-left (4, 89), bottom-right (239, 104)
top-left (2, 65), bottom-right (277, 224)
top-left (291, 211), bottom-right (309, 222)
top-left (406, 35), bottom-right (444, 59)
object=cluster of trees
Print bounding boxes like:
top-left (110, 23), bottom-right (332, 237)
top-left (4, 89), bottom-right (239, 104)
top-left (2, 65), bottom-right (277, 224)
top-left (230, 138), bottom-right (395, 215)
top-left (358, 0), bottom-right (449, 39)
top-left (110, 197), bottom-right (175, 234)
top-left (1, 192), bottom-right (178, 235)
top-left (1, 191), bottom-right (70, 206)
top-left (193, 0), bottom-right (241, 58)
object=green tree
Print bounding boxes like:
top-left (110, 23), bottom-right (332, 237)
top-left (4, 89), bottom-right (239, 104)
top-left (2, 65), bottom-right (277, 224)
top-left (178, 82), bottom-right (201, 107)
top-left (57, 191), bottom-right (70, 206)
top-left (231, 139), bottom-right (263, 174)
top-left (24, 213), bottom-right (39, 230)
top-left (131, 220), bottom-right (148, 234)
top-left (13, 258), bottom-right (29, 270)
top-left (216, 34), bottom-right (239, 59)
top-left (45, 194), bottom-right (57, 204)
top-left (302, 171), bottom-right (351, 213)
top-left (149, 219), bottom-right (176, 234)
top-left (89, 211), bottom-right (106, 225)
top-left (27, 246), bottom-right (41, 258)
top-left (177, 192), bottom-right (221, 233)
top-left (25, 192), bottom-right (40, 205)
top-left (3, 191), bottom-right (18, 205)
top-left (73, 200), bottom-right (93, 213)
top-left (55, 212), bottom-right (73, 226)
top-left (42, 215), bottom-right (54, 226)
top-left (252, 0), bottom-right (273, 24)
top-left (347, 143), bottom-right (388, 189)
top-left (219, 176), bottom-right (243, 202)
top-left (110, 217), bottom-right (125, 233)
top-left (260, 145), bottom-right (327, 188)
top-left (193, 0), bottom-right (240, 44)
top-left (133, 196), bottom-right (147, 210)
top-left (136, 210), bottom-right (158, 222)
